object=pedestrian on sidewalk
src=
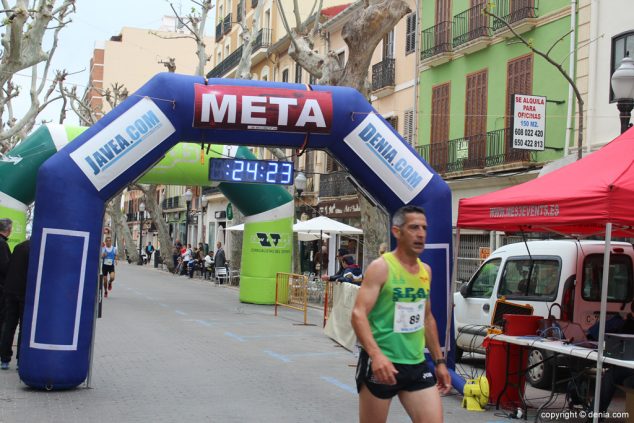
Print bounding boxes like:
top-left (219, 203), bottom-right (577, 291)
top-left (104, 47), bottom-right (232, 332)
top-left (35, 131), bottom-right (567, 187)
top-left (0, 218), bottom-right (12, 340)
top-left (351, 205), bottom-right (450, 423)
top-left (0, 239), bottom-right (29, 370)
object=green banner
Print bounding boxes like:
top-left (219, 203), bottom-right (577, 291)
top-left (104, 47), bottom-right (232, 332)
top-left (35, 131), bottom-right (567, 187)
top-left (239, 215), bottom-right (293, 304)
top-left (139, 143), bottom-right (225, 185)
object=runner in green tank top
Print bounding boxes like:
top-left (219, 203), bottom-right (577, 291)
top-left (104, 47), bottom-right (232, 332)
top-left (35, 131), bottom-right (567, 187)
top-left (352, 205), bottom-right (451, 423)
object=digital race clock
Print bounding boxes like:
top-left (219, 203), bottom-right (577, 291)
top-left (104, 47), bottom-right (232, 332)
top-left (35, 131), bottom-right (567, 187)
top-left (209, 158), bottom-right (294, 185)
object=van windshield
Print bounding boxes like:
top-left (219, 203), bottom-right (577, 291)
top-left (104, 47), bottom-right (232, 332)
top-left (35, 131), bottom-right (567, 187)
top-left (582, 254), bottom-right (633, 302)
top-left (498, 258), bottom-right (560, 301)
top-left (469, 259), bottom-right (501, 298)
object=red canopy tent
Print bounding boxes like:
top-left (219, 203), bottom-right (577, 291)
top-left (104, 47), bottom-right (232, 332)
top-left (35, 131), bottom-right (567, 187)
top-left (457, 128), bottom-right (634, 421)
top-left (457, 128), bottom-right (634, 237)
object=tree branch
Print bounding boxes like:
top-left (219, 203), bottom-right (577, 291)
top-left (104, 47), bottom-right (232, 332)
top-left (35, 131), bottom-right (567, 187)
top-left (484, 5), bottom-right (585, 159)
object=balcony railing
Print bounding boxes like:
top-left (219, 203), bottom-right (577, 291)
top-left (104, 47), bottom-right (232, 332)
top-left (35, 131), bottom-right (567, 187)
top-left (223, 13), bottom-right (232, 34)
top-left (319, 172), bottom-right (356, 198)
top-left (215, 22), bottom-right (223, 42)
top-left (371, 58), bottom-right (395, 91)
top-left (453, 3), bottom-right (491, 48)
top-left (207, 44), bottom-right (244, 78)
top-left (492, 0), bottom-right (538, 31)
top-left (415, 128), bottom-right (534, 174)
top-left (421, 21), bottom-right (452, 60)
top-left (162, 196), bottom-right (182, 210)
top-left (253, 28), bottom-right (272, 50)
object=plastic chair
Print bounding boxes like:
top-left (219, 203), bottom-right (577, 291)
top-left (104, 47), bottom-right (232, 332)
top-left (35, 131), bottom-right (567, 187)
top-left (215, 267), bottom-right (228, 285)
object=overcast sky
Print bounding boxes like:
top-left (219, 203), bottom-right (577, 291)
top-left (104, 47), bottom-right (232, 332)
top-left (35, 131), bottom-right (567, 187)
top-left (13, 0), bottom-right (213, 125)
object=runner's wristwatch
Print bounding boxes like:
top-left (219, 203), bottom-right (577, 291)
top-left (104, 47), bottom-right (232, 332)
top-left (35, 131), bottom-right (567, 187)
top-left (434, 358), bottom-right (446, 366)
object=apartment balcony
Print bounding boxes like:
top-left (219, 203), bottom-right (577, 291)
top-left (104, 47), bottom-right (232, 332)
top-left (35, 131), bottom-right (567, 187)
top-left (491, 0), bottom-right (538, 37)
top-left (452, 3), bottom-right (491, 55)
top-left (371, 58), bottom-right (395, 98)
top-left (415, 128), bottom-right (535, 176)
top-left (223, 13), bottom-right (232, 34)
top-left (420, 21), bottom-right (453, 67)
top-left (215, 22), bottom-right (223, 42)
top-left (207, 45), bottom-right (244, 78)
top-left (319, 172), bottom-right (357, 198)
top-left (252, 28), bottom-right (272, 63)
top-left (161, 196), bottom-right (182, 210)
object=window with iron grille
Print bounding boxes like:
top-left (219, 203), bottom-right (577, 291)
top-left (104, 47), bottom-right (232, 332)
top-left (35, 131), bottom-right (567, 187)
top-left (405, 13), bottom-right (417, 55)
top-left (404, 108), bottom-right (415, 145)
top-left (282, 68), bottom-right (289, 82)
top-left (295, 63), bottom-right (303, 83)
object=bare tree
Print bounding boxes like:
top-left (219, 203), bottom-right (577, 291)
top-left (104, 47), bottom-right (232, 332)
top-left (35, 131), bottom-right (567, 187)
top-left (61, 82), bottom-right (129, 126)
top-left (0, 0), bottom-right (76, 154)
top-left (151, 0), bottom-right (213, 77)
top-left (483, 5), bottom-right (584, 159)
top-left (277, 0), bottom-right (410, 261)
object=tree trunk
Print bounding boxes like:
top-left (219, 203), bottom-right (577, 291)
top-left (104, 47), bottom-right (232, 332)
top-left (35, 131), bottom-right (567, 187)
top-left (358, 195), bottom-right (390, 266)
top-left (107, 193), bottom-right (138, 264)
top-left (132, 184), bottom-right (177, 272)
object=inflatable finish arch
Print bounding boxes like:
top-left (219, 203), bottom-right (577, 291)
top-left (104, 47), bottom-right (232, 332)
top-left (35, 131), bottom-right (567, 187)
top-left (21, 74), bottom-right (453, 389)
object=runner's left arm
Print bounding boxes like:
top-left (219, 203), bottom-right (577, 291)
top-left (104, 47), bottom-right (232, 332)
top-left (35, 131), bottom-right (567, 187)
top-left (422, 263), bottom-right (451, 394)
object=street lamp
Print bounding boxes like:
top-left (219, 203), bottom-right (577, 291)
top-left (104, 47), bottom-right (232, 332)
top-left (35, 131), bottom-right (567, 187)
top-left (611, 55), bottom-right (634, 134)
top-left (137, 202), bottom-right (146, 265)
top-left (200, 194), bottom-right (208, 245)
top-left (183, 188), bottom-right (193, 245)
top-left (294, 172), bottom-right (307, 198)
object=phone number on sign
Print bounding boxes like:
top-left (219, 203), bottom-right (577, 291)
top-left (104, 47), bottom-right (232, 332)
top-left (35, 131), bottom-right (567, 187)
top-left (513, 138), bottom-right (544, 149)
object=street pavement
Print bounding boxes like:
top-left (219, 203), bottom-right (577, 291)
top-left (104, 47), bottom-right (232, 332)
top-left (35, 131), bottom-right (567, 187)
top-left (0, 262), bottom-right (626, 422)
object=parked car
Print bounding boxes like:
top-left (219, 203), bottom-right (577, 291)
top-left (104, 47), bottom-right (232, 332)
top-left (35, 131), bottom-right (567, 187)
top-left (453, 240), bottom-right (634, 388)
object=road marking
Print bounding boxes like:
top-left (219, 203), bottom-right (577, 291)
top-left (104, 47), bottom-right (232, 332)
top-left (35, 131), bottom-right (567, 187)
top-left (224, 332), bottom-right (246, 342)
top-left (236, 333), bottom-right (302, 340)
top-left (263, 350), bottom-right (291, 363)
top-left (320, 376), bottom-right (356, 394)
top-left (287, 351), bottom-right (348, 358)
top-left (158, 303), bottom-right (169, 308)
top-left (174, 310), bottom-right (187, 316)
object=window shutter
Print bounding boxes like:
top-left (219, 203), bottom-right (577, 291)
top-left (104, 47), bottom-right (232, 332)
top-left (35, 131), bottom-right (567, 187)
top-left (406, 13), bottom-right (417, 55)
top-left (404, 109), bottom-right (415, 145)
top-left (431, 83), bottom-right (450, 143)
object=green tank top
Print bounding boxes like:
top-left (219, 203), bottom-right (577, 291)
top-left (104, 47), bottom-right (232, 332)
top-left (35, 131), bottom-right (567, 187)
top-left (367, 252), bottom-right (431, 364)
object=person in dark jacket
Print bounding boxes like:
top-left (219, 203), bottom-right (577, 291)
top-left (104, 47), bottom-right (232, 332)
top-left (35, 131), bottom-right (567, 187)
top-left (0, 238), bottom-right (28, 370)
top-left (214, 242), bottom-right (227, 283)
top-left (0, 218), bottom-right (12, 348)
top-left (338, 255), bottom-right (363, 285)
top-left (321, 248), bottom-right (350, 283)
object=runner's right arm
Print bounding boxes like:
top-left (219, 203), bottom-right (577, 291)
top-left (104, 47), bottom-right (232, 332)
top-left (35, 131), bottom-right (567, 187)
top-left (351, 257), bottom-right (398, 385)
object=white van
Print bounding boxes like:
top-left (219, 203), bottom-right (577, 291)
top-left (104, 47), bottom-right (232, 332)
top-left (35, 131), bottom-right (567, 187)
top-left (453, 240), bottom-right (634, 387)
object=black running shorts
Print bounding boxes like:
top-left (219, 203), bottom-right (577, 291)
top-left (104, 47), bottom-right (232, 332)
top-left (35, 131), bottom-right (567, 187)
top-left (355, 349), bottom-right (436, 399)
top-left (102, 264), bottom-right (115, 276)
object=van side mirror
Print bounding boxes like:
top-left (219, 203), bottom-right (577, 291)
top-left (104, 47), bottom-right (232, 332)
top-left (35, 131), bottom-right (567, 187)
top-left (460, 283), bottom-right (470, 298)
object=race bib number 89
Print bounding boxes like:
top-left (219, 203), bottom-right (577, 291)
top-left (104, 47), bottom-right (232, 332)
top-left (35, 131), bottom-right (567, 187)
top-left (394, 301), bottom-right (425, 333)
